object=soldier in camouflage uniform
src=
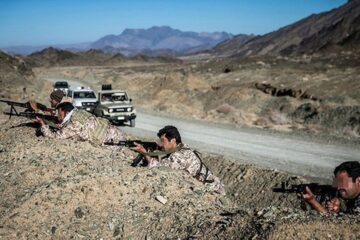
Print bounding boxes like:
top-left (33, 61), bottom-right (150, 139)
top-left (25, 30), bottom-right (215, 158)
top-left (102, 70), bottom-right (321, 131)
top-left (133, 125), bottom-right (226, 195)
top-left (35, 102), bottom-right (126, 145)
top-left (304, 161), bottom-right (360, 214)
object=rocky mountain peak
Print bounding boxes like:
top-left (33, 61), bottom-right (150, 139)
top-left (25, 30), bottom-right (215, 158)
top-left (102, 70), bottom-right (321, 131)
top-left (212, 0), bottom-right (360, 57)
top-left (91, 26), bottom-right (235, 55)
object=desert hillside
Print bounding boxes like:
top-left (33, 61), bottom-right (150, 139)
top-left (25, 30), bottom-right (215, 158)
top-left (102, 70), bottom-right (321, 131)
top-left (1, 1), bottom-right (360, 238)
top-left (35, 50), bottom-right (360, 139)
top-left (0, 116), bottom-right (359, 239)
top-left (212, 0), bottom-right (360, 57)
top-left (1, 53), bottom-right (359, 238)
top-left (0, 51), bottom-right (34, 99)
top-left (24, 47), bottom-right (181, 68)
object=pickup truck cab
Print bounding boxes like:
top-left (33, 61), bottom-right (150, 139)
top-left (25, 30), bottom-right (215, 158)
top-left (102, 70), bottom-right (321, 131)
top-left (93, 85), bottom-right (136, 127)
top-left (67, 87), bottom-right (97, 112)
top-left (53, 81), bottom-right (70, 95)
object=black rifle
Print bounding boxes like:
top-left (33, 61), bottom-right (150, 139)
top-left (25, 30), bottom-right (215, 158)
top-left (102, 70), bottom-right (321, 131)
top-left (4, 111), bottom-right (60, 129)
top-left (273, 182), bottom-right (338, 203)
top-left (104, 140), bottom-right (159, 167)
top-left (0, 99), bottom-right (50, 118)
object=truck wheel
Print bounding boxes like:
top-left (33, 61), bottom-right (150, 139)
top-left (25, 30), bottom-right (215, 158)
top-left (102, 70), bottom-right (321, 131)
top-left (130, 119), bottom-right (135, 127)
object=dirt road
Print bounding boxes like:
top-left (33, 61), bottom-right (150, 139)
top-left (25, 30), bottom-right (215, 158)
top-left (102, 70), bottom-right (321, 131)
top-left (46, 78), bottom-right (360, 180)
top-left (122, 111), bottom-right (360, 180)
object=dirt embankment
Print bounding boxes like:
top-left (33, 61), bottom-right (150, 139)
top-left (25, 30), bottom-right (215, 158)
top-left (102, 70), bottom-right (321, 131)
top-left (0, 116), bottom-right (359, 239)
top-left (1, 50), bottom-right (359, 238)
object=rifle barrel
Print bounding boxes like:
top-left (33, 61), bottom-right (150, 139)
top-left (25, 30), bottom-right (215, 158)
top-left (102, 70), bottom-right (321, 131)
top-left (273, 182), bottom-right (337, 196)
top-left (0, 99), bottom-right (29, 108)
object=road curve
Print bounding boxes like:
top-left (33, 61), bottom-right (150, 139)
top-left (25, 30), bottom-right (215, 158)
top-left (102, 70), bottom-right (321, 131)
top-left (122, 112), bottom-right (360, 180)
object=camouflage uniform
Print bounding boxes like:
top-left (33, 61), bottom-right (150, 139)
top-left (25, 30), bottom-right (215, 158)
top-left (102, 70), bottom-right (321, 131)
top-left (344, 194), bottom-right (360, 214)
top-left (147, 144), bottom-right (226, 195)
top-left (40, 109), bottom-right (126, 145)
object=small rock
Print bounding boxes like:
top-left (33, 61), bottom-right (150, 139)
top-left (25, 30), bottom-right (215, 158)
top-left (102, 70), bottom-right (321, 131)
top-left (155, 195), bottom-right (168, 204)
top-left (74, 207), bottom-right (84, 218)
top-left (160, 176), bottom-right (167, 185)
top-left (257, 209), bottom-right (264, 216)
top-left (218, 197), bottom-right (231, 207)
top-left (113, 225), bottom-right (121, 237)
top-left (51, 225), bottom-right (57, 235)
top-left (108, 222), bottom-right (114, 231)
top-left (132, 174), bottom-right (140, 182)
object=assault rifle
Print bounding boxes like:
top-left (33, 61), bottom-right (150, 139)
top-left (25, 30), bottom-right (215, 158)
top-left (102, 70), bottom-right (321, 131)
top-left (4, 111), bottom-right (60, 129)
top-left (104, 140), bottom-right (159, 167)
top-left (273, 182), bottom-right (338, 203)
top-left (0, 99), bottom-right (51, 118)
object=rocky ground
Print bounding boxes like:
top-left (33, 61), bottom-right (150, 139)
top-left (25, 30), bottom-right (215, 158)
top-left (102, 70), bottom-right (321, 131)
top-left (0, 50), bottom-right (359, 238)
top-left (0, 116), bottom-right (359, 239)
top-left (34, 51), bottom-right (360, 139)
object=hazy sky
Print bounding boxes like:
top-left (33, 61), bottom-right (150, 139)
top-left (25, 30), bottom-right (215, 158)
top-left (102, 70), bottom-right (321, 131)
top-left (0, 0), bottom-right (347, 47)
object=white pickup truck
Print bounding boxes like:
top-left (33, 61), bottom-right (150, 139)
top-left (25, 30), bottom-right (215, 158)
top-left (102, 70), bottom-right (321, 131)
top-left (67, 87), bottom-right (97, 112)
top-left (93, 85), bottom-right (136, 127)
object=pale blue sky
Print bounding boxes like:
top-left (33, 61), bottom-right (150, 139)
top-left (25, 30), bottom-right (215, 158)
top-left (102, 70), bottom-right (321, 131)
top-left (0, 0), bottom-right (348, 47)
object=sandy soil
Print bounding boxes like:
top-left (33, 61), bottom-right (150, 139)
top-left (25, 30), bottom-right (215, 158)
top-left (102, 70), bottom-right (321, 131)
top-left (1, 54), bottom-right (359, 239)
top-left (0, 115), bottom-right (359, 239)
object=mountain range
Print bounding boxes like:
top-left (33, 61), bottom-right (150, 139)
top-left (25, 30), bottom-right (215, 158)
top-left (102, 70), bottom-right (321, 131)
top-left (2, 0), bottom-right (359, 58)
top-left (212, 0), bottom-right (360, 57)
top-left (22, 47), bottom-right (181, 67)
top-left (1, 26), bottom-right (236, 56)
top-left (91, 26), bottom-right (237, 56)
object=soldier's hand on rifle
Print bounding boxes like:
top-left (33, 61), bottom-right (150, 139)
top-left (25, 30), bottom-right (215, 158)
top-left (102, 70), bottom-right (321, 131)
top-left (303, 186), bottom-right (316, 202)
top-left (132, 142), bottom-right (147, 155)
top-left (29, 100), bottom-right (38, 112)
top-left (303, 186), bottom-right (328, 213)
top-left (327, 197), bottom-right (340, 213)
top-left (34, 116), bottom-right (45, 126)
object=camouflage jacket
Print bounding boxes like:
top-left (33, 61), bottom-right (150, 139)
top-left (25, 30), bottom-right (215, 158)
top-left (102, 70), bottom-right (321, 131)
top-left (148, 144), bottom-right (226, 195)
top-left (345, 194), bottom-right (360, 214)
top-left (40, 109), bottom-right (126, 145)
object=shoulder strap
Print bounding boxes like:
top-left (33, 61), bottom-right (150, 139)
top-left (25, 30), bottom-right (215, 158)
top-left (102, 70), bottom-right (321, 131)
top-left (182, 148), bottom-right (214, 183)
top-left (192, 150), bottom-right (212, 183)
top-left (145, 145), bottom-right (214, 183)
top-left (145, 144), bottom-right (183, 161)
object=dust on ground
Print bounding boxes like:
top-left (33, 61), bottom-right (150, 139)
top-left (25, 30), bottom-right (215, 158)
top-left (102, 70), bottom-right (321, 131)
top-left (1, 50), bottom-right (359, 239)
top-left (0, 116), bottom-right (359, 239)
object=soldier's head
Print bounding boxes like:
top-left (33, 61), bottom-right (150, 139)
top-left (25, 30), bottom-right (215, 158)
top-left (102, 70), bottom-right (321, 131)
top-left (333, 161), bottom-right (360, 199)
top-left (56, 102), bottom-right (74, 121)
top-left (50, 90), bottom-right (64, 107)
top-left (157, 125), bottom-right (182, 150)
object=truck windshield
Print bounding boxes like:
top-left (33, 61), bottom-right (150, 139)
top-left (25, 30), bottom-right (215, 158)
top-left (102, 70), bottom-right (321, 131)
top-left (54, 82), bottom-right (69, 88)
top-left (101, 93), bottom-right (127, 102)
top-left (73, 91), bottom-right (96, 99)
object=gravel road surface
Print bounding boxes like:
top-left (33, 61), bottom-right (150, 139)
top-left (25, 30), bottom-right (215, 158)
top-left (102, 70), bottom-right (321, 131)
top-left (47, 78), bottom-right (360, 180)
top-left (122, 112), bottom-right (360, 180)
